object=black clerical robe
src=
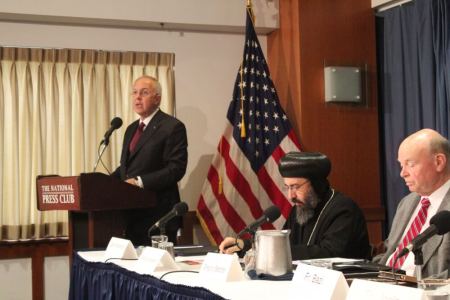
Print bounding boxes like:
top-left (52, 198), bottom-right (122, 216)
top-left (284, 189), bottom-right (371, 260)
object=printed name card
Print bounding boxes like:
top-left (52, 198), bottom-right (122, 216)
top-left (290, 262), bottom-right (348, 300)
top-left (104, 237), bottom-right (137, 261)
top-left (136, 247), bottom-right (179, 274)
top-left (199, 252), bottom-right (245, 282)
top-left (346, 279), bottom-right (425, 300)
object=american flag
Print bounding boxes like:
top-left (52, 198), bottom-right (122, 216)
top-left (197, 7), bottom-right (302, 245)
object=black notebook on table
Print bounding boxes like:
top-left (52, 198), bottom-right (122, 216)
top-left (331, 260), bottom-right (405, 279)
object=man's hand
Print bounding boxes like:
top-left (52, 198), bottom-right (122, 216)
top-left (218, 237), bottom-right (244, 254)
top-left (125, 177), bottom-right (139, 186)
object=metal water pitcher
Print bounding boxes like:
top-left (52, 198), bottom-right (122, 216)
top-left (255, 229), bottom-right (292, 276)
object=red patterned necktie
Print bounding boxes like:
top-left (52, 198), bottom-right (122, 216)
top-left (389, 198), bottom-right (431, 269)
top-left (129, 122), bottom-right (145, 153)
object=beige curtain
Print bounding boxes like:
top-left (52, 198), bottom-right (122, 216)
top-left (0, 48), bottom-right (175, 240)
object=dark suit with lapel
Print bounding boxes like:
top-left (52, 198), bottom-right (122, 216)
top-left (112, 110), bottom-right (188, 246)
top-left (374, 191), bottom-right (450, 278)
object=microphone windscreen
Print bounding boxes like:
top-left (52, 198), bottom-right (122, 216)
top-left (264, 205), bottom-right (281, 222)
top-left (174, 202), bottom-right (189, 216)
top-left (110, 117), bottom-right (123, 129)
top-left (430, 210), bottom-right (450, 235)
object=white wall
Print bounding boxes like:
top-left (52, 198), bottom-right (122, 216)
top-left (0, 1), bottom-right (278, 298)
top-left (44, 257), bottom-right (70, 300)
top-left (0, 0), bottom-right (278, 34)
top-left (0, 257), bottom-right (69, 300)
top-left (0, 258), bottom-right (32, 300)
top-left (0, 0), bottom-right (278, 209)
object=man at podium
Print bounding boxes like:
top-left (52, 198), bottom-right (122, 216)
top-left (112, 75), bottom-right (188, 246)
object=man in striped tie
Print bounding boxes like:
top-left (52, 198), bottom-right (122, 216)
top-left (373, 129), bottom-right (450, 278)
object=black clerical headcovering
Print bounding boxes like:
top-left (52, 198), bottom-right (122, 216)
top-left (278, 152), bottom-right (331, 198)
top-left (278, 152), bottom-right (331, 180)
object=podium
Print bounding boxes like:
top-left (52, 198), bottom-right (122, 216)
top-left (36, 173), bottom-right (156, 251)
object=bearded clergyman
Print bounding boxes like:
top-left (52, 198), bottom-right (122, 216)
top-left (219, 152), bottom-right (371, 260)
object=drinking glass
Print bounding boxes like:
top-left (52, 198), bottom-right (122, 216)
top-left (151, 235), bottom-right (168, 248)
top-left (158, 241), bottom-right (175, 258)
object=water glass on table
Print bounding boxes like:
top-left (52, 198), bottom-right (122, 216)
top-left (151, 235), bottom-right (168, 248)
top-left (158, 241), bottom-right (175, 258)
top-left (418, 279), bottom-right (450, 300)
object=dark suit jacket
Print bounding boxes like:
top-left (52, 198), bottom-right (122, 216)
top-left (112, 110), bottom-right (188, 245)
top-left (373, 191), bottom-right (450, 278)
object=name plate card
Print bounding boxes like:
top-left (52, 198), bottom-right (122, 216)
top-left (136, 247), bottom-right (179, 274)
top-left (347, 279), bottom-right (425, 300)
top-left (104, 237), bottom-right (138, 261)
top-left (290, 262), bottom-right (348, 300)
top-left (199, 252), bottom-right (245, 282)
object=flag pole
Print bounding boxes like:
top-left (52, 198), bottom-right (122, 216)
top-left (240, 0), bottom-right (254, 139)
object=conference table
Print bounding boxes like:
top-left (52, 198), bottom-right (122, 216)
top-left (70, 250), bottom-right (293, 300)
top-left (70, 249), bottom-right (445, 300)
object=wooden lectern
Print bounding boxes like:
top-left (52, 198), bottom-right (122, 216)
top-left (36, 173), bottom-right (156, 252)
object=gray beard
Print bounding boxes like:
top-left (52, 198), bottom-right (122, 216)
top-left (295, 189), bottom-right (320, 225)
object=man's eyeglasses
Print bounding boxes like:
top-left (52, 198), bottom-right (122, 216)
top-left (131, 89), bottom-right (156, 97)
top-left (283, 181), bottom-right (309, 193)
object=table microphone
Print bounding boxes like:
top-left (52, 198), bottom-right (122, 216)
top-left (237, 205), bottom-right (281, 237)
top-left (398, 210), bottom-right (450, 258)
top-left (147, 202), bottom-right (188, 236)
top-left (223, 206), bottom-right (281, 252)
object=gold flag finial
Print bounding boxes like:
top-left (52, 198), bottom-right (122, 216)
top-left (246, 0), bottom-right (255, 24)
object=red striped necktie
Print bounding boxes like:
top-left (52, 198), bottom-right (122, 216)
top-left (389, 197), bottom-right (431, 269)
top-left (129, 122), bottom-right (145, 153)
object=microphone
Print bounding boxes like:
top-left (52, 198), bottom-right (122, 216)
top-left (93, 117), bottom-right (123, 172)
top-left (398, 210), bottom-right (450, 257)
top-left (101, 117), bottom-right (123, 146)
top-left (222, 206), bottom-right (281, 252)
top-left (147, 202), bottom-right (189, 236)
top-left (237, 205), bottom-right (281, 237)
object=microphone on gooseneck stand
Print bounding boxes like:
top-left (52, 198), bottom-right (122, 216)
top-left (93, 117), bottom-right (123, 172)
top-left (397, 210), bottom-right (450, 258)
top-left (148, 202), bottom-right (189, 236)
top-left (237, 205), bottom-right (281, 237)
top-left (225, 206), bottom-right (281, 251)
top-left (391, 210), bottom-right (450, 282)
top-left (101, 117), bottom-right (123, 146)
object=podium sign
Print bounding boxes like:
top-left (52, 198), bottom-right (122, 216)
top-left (36, 173), bottom-right (155, 212)
top-left (37, 176), bottom-right (80, 210)
top-left (36, 172), bottom-right (157, 250)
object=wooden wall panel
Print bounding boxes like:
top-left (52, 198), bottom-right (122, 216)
top-left (268, 0), bottom-right (383, 244)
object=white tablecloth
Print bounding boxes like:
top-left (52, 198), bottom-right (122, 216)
top-left (78, 250), bottom-right (292, 299)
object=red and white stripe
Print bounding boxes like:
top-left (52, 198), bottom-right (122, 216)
top-left (389, 198), bottom-right (431, 269)
top-left (197, 123), bottom-right (301, 245)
